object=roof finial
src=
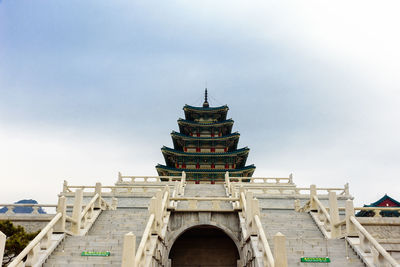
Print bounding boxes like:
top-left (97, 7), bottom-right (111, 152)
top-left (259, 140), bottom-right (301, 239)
top-left (203, 88), bottom-right (209, 108)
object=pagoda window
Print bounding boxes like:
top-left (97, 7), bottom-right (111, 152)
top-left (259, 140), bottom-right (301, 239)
top-left (211, 163), bottom-right (215, 169)
top-left (224, 147), bottom-right (228, 152)
top-left (176, 163), bottom-right (179, 168)
top-left (211, 147), bottom-right (215, 152)
top-left (196, 163), bottom-right (200, 169)
top-left (225, 163), bottom-right (229, 169)
top-left (232, 163), bottom-right (235, 168)
top-left (196, 147), bottom-right (201, 152)
top-left (184, 147), bottom-right (187, 152)
top-left (182, 163), bottom-right (186, 169)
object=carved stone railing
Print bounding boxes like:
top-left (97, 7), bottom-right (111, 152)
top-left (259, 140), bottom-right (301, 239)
top-left (8, 212), bottom-right (63, 267)
top-left (354, 207), bottom-right (400, 218)
top-left (227, 172), bottom-right (293, 184)
top-left (120, 186), bottom-right (173, 267)
top-left (7, 182), bottom-right (115, 267)
top-left (226, 174), bottom-right (349, 198)
top-left (308, 192), bottom-right (342, 239)
top-left (300, 189), bottom-right (400, 266)
top-left (0, 203), bottom-right (57, 215)
top-left (239, 188), bottom-right (276, 267)
top-left (117, 172), bottom-right (183, 184)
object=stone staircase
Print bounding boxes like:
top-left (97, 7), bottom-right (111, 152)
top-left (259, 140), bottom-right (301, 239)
top-left (177, 184), bottom-right (233, 210)
top-left (43, 208), bottom-right (149, 267)
top-left (184, 183), bottom-right (227, 197)
top-left (260, 209), bottom-right (365, 266)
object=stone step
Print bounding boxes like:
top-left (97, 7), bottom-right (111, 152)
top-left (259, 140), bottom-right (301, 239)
top-left (44, 208), bottom-right (147, 266)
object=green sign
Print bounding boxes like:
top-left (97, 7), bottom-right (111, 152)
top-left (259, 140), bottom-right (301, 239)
top-left (81, 251), bottom-right (111, 257)
top-left (301, 257), bottom-right (330, 263)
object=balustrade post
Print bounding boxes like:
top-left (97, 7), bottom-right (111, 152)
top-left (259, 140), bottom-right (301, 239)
top-left (310, 184), bottom-right (317, 211)
top-left (0, 231), bottom-right (5, 265)
top-left (345, 200), bottom-right (357, 236)
top-left (122, 232), bottom-right (136, 267)
top-left (71, 189), bottom-right (83, 235)
top-left (118, 172), bottom-right (122, 183)
top-left (359, 232), bottom-right (371, 253)
top-left (344, 183), bottom-right (350, 197)
top-left (373, 209), bottom-right (382, 218)
top-left (149, 196), bottom-right (161, 234)
top-left (289, 173), bottom-right (293, 184)
top-left (182, 171), bottom-right (186, 183)
top-left (372, 247), bottom-right (385, 266)
top-left (5, 205), bottom-right (14, 215)
top-left (54, 196), bottom-right (66, 233)
top-left (63, 180), bottom-right (68, 193)
top-left (94, 182), bottom-right (102, 209)
top-left (251, 198), bottom-right (261, 235)
top-left (40, 229), bottom-right (52, 250)
top-left (112, 197), bottom-right (118, 210)
top-left (25, 243), bottom-right (40, 267)
top-left (274, 232), bottom-right (288, 267)
top-left (329, 192), bottom-right (341, 238)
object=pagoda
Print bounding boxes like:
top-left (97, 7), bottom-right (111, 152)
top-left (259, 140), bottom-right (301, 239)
top-left (156, 90), bottom-right (255, 182)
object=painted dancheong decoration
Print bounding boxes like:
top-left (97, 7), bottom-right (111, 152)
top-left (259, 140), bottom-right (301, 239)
top-left (156, 89), bottom-right (255, 182)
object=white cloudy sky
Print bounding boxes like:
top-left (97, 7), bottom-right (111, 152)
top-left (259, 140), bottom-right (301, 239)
top-left (0, 0), bottom-right (399, 206)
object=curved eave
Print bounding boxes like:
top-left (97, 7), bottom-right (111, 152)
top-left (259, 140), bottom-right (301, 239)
top-left (183, 105), bottom-right (229, 112)
top-left (161, 146), bottom-right (249, 157)
top-left (178, 119), bottom-right (234, 127)
top-left (171, 131), bottom-right (240, 141)
top-left (156, 164), bottom-right (256, 173)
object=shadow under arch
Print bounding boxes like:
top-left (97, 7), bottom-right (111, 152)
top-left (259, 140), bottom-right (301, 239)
top-left (168, 224), bottom-right (240, 267)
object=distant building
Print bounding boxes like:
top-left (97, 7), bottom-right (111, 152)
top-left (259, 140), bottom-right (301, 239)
top-left (356, 194), bottom-right (400, 217)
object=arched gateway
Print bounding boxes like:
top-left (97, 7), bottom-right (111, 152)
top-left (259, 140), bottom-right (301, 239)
top-left (168, 225), bottom-right (240, 267)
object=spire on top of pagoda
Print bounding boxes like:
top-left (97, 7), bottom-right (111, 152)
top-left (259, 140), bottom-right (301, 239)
top-left (203, 88), bottom-right (209, 108)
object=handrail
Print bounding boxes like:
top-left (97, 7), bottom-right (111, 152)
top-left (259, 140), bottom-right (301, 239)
top-left (81, 193), bottom-right (99, 217)
top-left (313, 196), bottom-right (331, 223)
top-left (350, 216), bottom-right (399, 266)
top-left (8, 212), bottom-right (62, 267)
top-left (240, 192), bottom-right (247, 213)
top-left (134, 213), bottom-right (155, 266)
top-left (0, 203), bottom-right (57, 207)
top-left (254, 214), bottom-right (275, 267)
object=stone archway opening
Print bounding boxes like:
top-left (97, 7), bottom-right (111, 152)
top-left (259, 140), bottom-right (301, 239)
top-left (169, 225), bottom-right (240, 267)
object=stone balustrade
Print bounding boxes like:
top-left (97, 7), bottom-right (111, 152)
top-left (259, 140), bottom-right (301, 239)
top-left (132, 186), bottom-right (172, 267)
top-left (300, 189), bottom-right (400, 266)
top-left (0, 203), bottom-right (57, 215)
top-left (6, 182), bottom-right (115, 267)
top-left (117, 172), bottom-right (183, 184)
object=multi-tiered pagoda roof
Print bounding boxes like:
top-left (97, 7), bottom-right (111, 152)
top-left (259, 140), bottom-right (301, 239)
top-left (156, 90), bottom-right (255, 182)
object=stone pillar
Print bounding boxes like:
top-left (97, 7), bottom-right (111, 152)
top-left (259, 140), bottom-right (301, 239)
top-left (289, 173), bottom-right (293, 184)
top-left (274, 232), bottom-right (288, 267)
top-left (95, 182), bottom-right (102, 209)
top-left (54, 196), bottom-right (66, 233)
top-left (71, 189), bottom-right (83, 235)
top-left (122, 232), bottom-right (136, 267)
top-left (329, 191), bottom-right (341, 238)
top-left (310, 184), bottom-right (317, 211)
top-left (0, 231), bottom-right (6, 265)
top-left (63, 180), bottom-right (68, 193)
top-left (345, 199), bottom-right (357, 236)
